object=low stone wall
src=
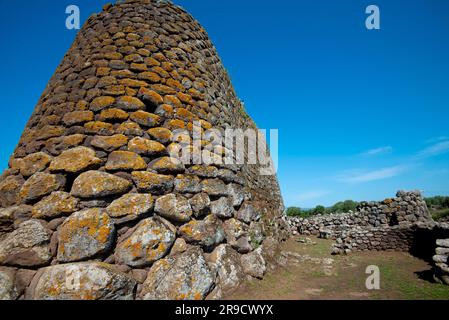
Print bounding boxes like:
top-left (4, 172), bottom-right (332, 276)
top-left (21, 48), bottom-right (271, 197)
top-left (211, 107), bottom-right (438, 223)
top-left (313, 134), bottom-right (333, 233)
top-left (287, 191), bottom-right (432, 239)
top-left (287, 190), bottom-right (449, 286)
top-left (433, 239), bottom-right (449, 285)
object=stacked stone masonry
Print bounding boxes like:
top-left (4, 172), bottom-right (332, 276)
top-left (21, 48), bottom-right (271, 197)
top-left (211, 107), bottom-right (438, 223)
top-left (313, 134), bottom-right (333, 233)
top-left (0, 0), bottom-right (287, 300)
top-left (288, 191), bottom-right (449, 255)
top-left (433, 239), bottom-right (449, 285)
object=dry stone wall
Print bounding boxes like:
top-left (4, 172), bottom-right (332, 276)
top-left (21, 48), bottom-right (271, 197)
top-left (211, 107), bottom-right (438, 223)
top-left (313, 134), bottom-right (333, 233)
top-left (433, 239), bottom-right (449, 285)
top-left (288, 191), bottom-right (449, 256)
top-left (0, 0), bottom-right (286, 300)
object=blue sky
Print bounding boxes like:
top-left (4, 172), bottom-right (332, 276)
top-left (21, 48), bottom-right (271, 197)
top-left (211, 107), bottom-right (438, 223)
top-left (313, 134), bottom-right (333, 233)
top-left (0, 0), bottom-right (448, 208)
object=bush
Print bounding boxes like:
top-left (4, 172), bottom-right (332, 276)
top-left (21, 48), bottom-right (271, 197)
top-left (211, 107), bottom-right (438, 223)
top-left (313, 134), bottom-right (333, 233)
top-left (286, 207), bottom-right (302, 217)
top-left (425, 196), bottom-right (449, 209)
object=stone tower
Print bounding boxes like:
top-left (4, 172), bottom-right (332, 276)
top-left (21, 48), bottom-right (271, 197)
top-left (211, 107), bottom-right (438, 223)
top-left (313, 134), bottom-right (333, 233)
top-left (0, 0), bottom-right (286, 300)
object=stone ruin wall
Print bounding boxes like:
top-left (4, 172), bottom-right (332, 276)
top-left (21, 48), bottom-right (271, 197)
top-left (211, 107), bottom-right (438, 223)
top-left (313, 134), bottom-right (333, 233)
top-left (0, 0), bottom-right (287, 300)
top-left (433, 239), bottom-right (449, 285)
top-left (288, 191), bottom-right (449, 256)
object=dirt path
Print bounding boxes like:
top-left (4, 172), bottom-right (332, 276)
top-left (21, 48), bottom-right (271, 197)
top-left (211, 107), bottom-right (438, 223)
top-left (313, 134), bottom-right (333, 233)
top-left (226, 236), bottom-right (449, 300)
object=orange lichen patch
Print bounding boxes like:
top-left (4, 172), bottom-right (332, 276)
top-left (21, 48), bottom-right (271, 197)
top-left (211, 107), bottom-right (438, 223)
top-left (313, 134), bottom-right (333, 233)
top-left (199, 120), bottom-right (212, 130)
top-left (104, 52), bottom-right (123, 60)
top-left (116, 121), bottom-right (143, 135)
top-left (130, 63), bottom-right (148, 72)
top-left (137, 48), bottom-right (150, 57)
top-left (166, 119), bottom-right (186, 130)
top-left (152, 66), bottom-right (170, 78)
top-left (156, 104), bottom-right (174, 117)
top-left (98, 108), bottom-right (129, 122)
top-left (147, 127), bottom-right (173, 144)
top-left (90, 96), bottom-right (115, 111)
top-left (35, 125), bottom-right (65, 140)
top-left (76, 100), bottom-right (89, 111)
top-left (138, 88), bottom-right (164, 106)
top-left (91, 134), bottom-right (128, 151)
top-left (166, 78), bottom-right (184, 92)
top-left (161, 62), bottom-right (174, 73)
top-left (383, 198), bottom-right (394, 205)
top-left (187, 88), bottom-right (204, 100)
top-left (103, 85), bottom-right (126, 96)
top-left (164, 95), bottom-right (183, 109)
top-left (116, 95), bottom-right (146, 110)
top-left (128, 137), bottom-right (166, 156)
top-left (176, 108), bottom-right (198, 122)
top-left (111, 69), bottom-right (135, 79)
top-left (84, 121), bottom-right (114, 134)
top-left (125, 87), bottom-right (138, 96)
top-left (96, 67), bottom-right (111, 76)
top-left (57, 209), bottom-right (114, 262)
top-left (105, 151), bottom-right (147, 171)
top-left (151, 84), bottom-right (177, 95)
top-left (130, 110), bottom-right (161, 127)
top-left (176, 92), bottom-right (195, 106)
top-left (138, 71), bottom-right (161, 83)
top-left (63, 111), bottom-right (94, 126)
top-left (131, 171), bottom-right (173, 192)
top-left (144, 57), bottom-right (161, 67)
top-left (119, 78), bottom-right (149, 88)
top-left (152, 52), bottom-right (167, 62)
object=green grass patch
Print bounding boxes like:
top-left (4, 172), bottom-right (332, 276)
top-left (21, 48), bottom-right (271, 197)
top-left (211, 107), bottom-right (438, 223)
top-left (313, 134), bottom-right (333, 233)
top-left (432, 208), bottom-right (449, 221)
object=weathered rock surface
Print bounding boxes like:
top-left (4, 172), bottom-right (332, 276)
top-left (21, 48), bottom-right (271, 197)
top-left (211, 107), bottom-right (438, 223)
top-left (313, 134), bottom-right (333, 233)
top-left (0, 267), bottom-right (19, 300)
top-left (0, 220), bottom-right (52, 267)
top-left (19, 173), bottom-right (65, 203)
top-left (154, 194), bottom-right (192, 222)
top-left (240, 248), bottom-right (266, 279)
top-left (208, 244), bottom-right (246, 296)
top-left (210, 197), bottom-right (234, 219)
top-left (106, 193), bottom-right (153, 220)
top-left (12, 152), bottom-right (52, 177)
top-left (32, 191), bottom-right (78, 219)
top-left (106, 151), bottom-right (147, 171)
top-left (29, 262), bottom-right (136, 300)
top-left (115, 217), bottom-right (176, 267)
top-left (49, 147), bottom-right (102, 174)
top-left (57, 209), bottom-right (115, 262)
top-left (178, 215), bottom-right (225, 248)
top-left (131, 171), bottom-right (174, 194)
top-left (140, 247), bottom-right (214, 300)
top-left (71, 171), bottom-right (132, 199)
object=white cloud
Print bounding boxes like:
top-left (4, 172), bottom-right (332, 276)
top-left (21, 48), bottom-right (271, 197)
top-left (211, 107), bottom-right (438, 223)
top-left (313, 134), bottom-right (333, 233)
top-left (336, 165), bottom-right (410, 184)
top-left (361, 146), bottom-right (393, 157)
top-left (296, 190), bottom-right (331, 203)
top-left (416, 140), bottom-right (449, 159)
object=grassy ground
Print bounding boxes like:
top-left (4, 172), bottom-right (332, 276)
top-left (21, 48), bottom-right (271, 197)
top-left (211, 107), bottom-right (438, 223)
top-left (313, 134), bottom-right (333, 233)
top-left (432, 208), bottom-right (449, 221)
top-left (226, 237), bottom-right (449, 300)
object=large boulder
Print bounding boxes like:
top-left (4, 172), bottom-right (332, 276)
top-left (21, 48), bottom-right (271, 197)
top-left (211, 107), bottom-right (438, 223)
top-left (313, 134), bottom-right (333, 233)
top-left (178, 215), bottom-right (225, 249)
top-left (140, 247), bottom-right (214, 300)
top-left (106, 193), bottom-right (154, 221)
top-left (28, 262), bottom-right (136, 300)
top-left (49, 147), bottom-right (102, 174)
top-left (240, 248), bottom-right (266, 279)
top-left (31, 191), bottom-right (78, 219)
top-left (71, 171), bottom-right (132, 199)
top-left (208, 244), bottom-right (246, 296)
top-left (0, 220), bottom-right (52, 267)
top-left (57, 208), bottom-right (115, 262)
top-left (115, 217), bottom-right (176, 267)
top-left (0, 267), bottom-right (19, 300)
top-left (154, 194), bottom-right (192, 222)
top-left (19, 173), bottom-right (66, 204)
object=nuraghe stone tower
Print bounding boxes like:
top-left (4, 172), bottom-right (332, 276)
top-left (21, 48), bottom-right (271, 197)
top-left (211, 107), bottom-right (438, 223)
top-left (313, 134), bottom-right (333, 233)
top-left (0, 0), bottom-right (287, 300)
